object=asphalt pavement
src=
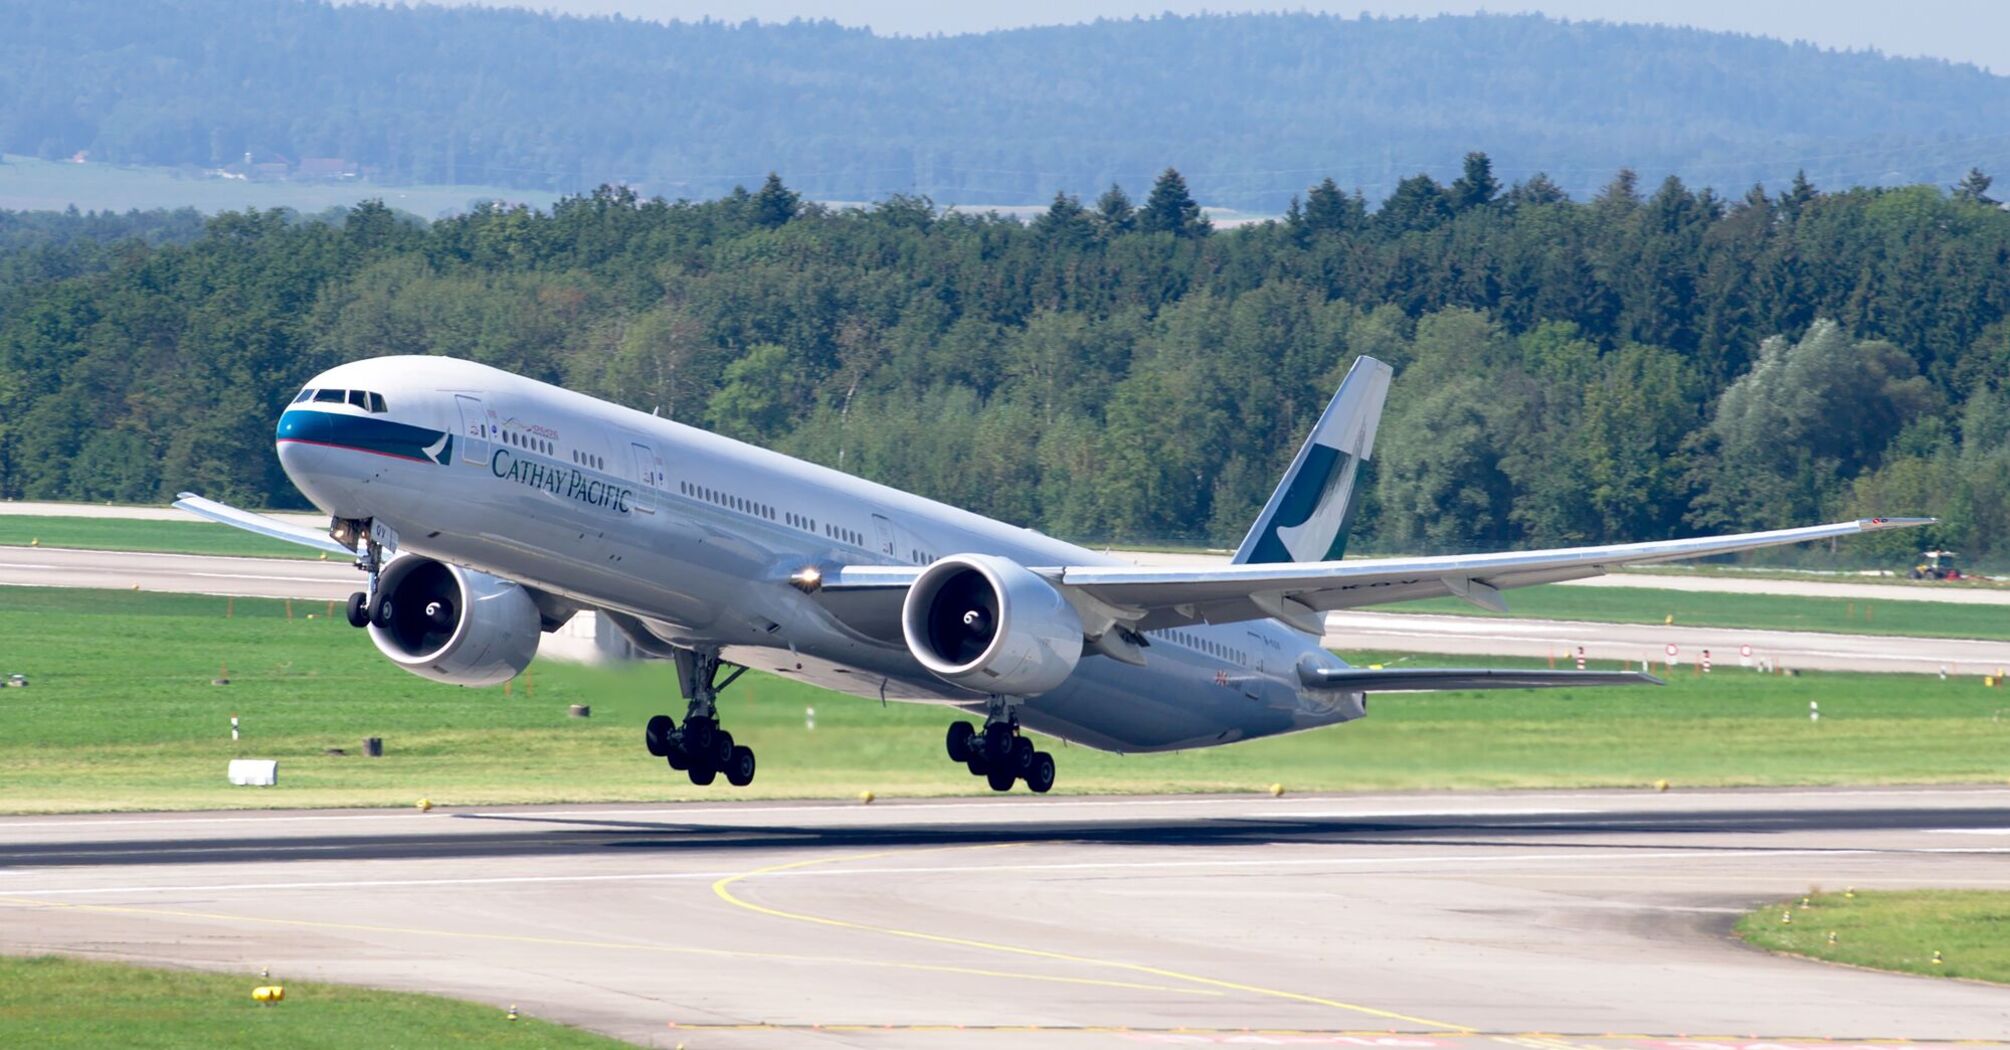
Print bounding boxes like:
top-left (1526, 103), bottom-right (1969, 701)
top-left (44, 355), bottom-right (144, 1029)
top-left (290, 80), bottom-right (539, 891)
top-left (2, 788), bottom-right (2006, 1048)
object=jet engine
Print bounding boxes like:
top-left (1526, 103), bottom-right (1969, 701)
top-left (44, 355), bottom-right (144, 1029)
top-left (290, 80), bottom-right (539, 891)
top-left (367, 556), bottom-right (541, 686)
top-left (901, 554), bottom-right (1083, 695)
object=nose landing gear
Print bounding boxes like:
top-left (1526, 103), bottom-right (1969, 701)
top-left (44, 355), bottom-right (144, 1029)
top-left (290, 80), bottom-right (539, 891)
top-left (642, 648), bottom-right (757, 787)
top-left (946, 708), bottom-right (1055, 794)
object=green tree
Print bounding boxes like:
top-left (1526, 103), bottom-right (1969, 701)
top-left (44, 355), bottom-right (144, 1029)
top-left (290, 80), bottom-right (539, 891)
top-left (1139, 168), bottom-right (1210, 238)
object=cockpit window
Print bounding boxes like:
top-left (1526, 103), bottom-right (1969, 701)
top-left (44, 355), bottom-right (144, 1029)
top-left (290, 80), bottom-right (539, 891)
top-left (293, 389), bottom-right (315, 404)
top-left (347, 390), bottom-right (368, 410)
top-left (313, 389), bottom-right (345, 403)
top-left (368, 392), bottom-right (388, 414)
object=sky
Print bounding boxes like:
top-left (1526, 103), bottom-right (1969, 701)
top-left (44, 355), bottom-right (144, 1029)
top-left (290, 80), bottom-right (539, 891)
top-left (394, 1), bottom-right (2010, 73)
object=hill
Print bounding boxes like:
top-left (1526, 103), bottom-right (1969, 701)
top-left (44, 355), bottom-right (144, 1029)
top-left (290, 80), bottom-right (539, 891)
top-left (4, 3), bottom-right (2010, 209)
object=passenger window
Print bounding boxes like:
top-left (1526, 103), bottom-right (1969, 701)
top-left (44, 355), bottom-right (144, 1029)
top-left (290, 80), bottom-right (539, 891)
top-left (293, 389), bottom-right (314, 404)
top-left (314, 389), bottom-right (344, 403)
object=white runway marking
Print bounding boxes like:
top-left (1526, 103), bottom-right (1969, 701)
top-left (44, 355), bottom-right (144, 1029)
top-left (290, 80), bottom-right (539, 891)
top-left (1921, 827), bottom-right (2010, 835)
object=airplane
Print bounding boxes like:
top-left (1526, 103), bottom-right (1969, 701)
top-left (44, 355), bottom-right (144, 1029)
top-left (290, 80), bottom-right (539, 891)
top-left (177, 355), bottom-right (1929, 793)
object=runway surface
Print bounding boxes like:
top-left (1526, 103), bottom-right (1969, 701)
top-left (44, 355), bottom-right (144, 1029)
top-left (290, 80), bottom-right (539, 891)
top-left (6, 546), bottom-right (2008, 674)
top-left (3, 788), bottom-right (2008, 1048)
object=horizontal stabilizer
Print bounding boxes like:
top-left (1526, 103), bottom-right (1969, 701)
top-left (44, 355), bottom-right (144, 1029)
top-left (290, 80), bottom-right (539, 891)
top-left (172, 492), bottom-right (353, 556)
top-left (1303, 666), bottom-right (1662, 692)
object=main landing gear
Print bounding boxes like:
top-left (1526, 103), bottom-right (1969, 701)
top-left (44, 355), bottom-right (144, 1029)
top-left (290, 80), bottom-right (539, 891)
top-left (643, 648), bottom-right (757, 788)
top-left (946, 704), bottom-right (1056, 794)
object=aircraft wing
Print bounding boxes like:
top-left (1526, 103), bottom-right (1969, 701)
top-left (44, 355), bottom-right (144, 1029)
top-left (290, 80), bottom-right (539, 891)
top-left (172, 492), bottom-right (355, 556)
top-left (819, 517), bottom-right (1932, 636)
top-left (1303, 667), bottom-right (1661, 691)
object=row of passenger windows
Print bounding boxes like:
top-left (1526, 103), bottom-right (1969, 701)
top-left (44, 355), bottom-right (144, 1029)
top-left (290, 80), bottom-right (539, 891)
top-left (570, 448), bottom-right (605, 470)
top-left (500, 429), bottom-right (553, 456)
top-left (905, 547), bottom-right (938, 564)
top-left (295, 388), bottom-right (388, 413)
top-left (1157, 628), bottom-right (1244, 665)
top-left (681, 481), bottom-right (878, 549)
top-left (680, 480), bottom-right (778, 523)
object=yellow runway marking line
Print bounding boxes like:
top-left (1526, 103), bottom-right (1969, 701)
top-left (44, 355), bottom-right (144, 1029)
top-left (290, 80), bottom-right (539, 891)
top-left (711, 846), bottom-right (1477, 1034)
top-left (0, 894), bottom-right (1215, 997)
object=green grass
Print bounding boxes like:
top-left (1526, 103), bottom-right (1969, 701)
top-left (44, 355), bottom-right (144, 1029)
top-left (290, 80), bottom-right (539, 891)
top-left (0, 516), bottom-right (322, 559)
top-left (1736, 891), bottom-right (2010, 985)
top-left (1386, 585), bottom-right (2010, 641)
top-left (4, 585), bottom-right (2010, 813)
top-left (0, 152), bottom-right (558, 216)
top-left (0, 955), bottom-right (628, 1049)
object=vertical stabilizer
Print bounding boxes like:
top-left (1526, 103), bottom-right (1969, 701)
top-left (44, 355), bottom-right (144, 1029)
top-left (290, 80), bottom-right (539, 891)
top-left (1232, 356), bottom-right (1392, 565)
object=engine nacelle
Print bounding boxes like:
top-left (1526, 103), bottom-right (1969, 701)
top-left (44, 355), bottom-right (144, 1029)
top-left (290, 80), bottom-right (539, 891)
top-left (367, 556), bottom-right (541, 686)
top-left (901, 554), bottom-right (1083, 695)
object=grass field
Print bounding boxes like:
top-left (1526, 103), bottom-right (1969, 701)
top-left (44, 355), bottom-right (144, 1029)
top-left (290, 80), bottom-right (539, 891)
top-left (1736, 890), bottom-right (2010, 985)
top-left (0, 516), bottom-right (321, 559)
top-left (1386, 585), bottom-right (2010, 641)
top-left (0, 955), bottom-right (627, 1049)
top-left (3, 585), bottom-right (2008, 813)
top-left (0, 152), bottom-right (558, 216)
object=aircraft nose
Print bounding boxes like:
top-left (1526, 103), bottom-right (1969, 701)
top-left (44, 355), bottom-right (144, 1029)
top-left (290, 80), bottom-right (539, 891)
top-left (276, 417), bottom-right (365, 517)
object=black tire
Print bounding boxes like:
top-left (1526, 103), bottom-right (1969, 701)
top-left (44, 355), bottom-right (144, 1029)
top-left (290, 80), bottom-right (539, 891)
top-left (687, 765), bottom-right (717, 786)
top-left (710, 729), bottom-right (736, 769)
top-left (965, 757), bottom-right (988, 777)
top-left (726, 745), bottom-right (756, 787)
top-left (666, 747), bottom-right (689, 772)
top-left (644, 715), bottom-right (675, 757)
top-left (683, 718), bottom-right (714, 757)
top-left (945, 721), bottom-right (975, 763)
top-left (986, 768), bottom-right (1016, 792)
top-left (345, 592), bottom-right (370, 629)
top-left (983, 727), bottom-right (1016, 764)
top-left (1026, 751), bottom-right (1056, 794)
top-left (1009, 737), bottom-right (1036, 775)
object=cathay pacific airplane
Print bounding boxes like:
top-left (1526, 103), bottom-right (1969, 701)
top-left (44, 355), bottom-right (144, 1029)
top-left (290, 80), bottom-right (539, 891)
top-left (178, 355), bottom-right (1927, 792)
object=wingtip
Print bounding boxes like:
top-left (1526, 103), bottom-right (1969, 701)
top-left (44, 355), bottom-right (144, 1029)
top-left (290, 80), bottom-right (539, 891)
top-left (1639, 672), bottom-right (1667, 686)
top-left (1858, 516), bottom-right (1937, 530)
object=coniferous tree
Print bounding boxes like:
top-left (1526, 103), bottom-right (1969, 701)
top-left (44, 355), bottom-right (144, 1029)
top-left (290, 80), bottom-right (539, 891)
top-left (1303, 177), bottom-right (1363, 233)
top-left (1376, 174), bottom-right (1452, 234)
top-left (1139, 168), bottom-right (1210, 238)
top-left (750, 173), bottom-right (800, 229)
top-left (1449, 151), bottom-right (1501, 211)
top-left (1955, 167), bottom-right (1998, 205)
top-left (1093, 183), bottom-right (1136, 236)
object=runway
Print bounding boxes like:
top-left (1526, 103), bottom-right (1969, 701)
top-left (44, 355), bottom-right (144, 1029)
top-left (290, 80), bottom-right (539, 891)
top-left (3, 789), bottom-right (2007, 1048)
top-left (6, 546), bottom-right (2008, 674)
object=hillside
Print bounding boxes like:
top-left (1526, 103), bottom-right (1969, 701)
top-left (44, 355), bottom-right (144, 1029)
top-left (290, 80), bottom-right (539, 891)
top-left (4, 3), bottom-right (2010, 209)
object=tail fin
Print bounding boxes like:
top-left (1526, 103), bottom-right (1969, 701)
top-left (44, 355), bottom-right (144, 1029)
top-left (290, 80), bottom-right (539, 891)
top-left (1232, 355), bottom-right (1392, 565)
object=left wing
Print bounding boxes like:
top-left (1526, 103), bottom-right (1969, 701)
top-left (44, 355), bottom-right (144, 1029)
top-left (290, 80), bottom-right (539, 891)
top-left (814, 517), bottom-right (1932, 636)
top-left (172, 492), bottom-right (354, 556)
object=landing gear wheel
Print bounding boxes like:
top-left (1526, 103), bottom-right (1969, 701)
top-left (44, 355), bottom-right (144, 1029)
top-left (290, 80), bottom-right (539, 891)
top-left (665, 746), bottom-right (689, 772)
top-left (644, 715), bottom-right (675, 758)
top-left (345, 591), bottom-right (369, 628)
top-left (1009, 737), bottom-right (1036, 776)
top-left (687, 765), bottom-right (717, 786)
top-left (710, 729), bottom-right (736, 769)
top-left (982, 726), bottom-right (1016, 764)
top-left (945, 721), bottom-right (975, 763)
top-left (1025, 751), bottom-right (1056, 794)
top-left (986, 768), bottom-right (1016, 792)
top-left (965, 757), bottom-right (988, 777)
top-left (725, 745), bottom-right (756, 787)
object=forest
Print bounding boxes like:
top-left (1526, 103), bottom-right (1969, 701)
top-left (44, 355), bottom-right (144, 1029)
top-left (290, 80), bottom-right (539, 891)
top-left (3, 159), bottom-right (2008, 564)
top-left (7, 2), bottom-right (2010, 210)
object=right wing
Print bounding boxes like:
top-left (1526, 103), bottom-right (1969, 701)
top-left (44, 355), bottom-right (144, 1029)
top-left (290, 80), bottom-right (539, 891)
top-left (172, 492), bottom-right (354, 556)
top-left (1305, 666), bottom-right (1661, 692)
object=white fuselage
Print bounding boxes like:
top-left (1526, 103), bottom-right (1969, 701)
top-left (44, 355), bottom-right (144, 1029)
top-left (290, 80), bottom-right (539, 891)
top-left (276, 356), bottom-right (1363, 752)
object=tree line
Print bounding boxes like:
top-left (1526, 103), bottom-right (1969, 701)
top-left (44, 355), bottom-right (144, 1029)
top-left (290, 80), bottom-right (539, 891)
top-left (2, 160), bottom-right (2008, 565)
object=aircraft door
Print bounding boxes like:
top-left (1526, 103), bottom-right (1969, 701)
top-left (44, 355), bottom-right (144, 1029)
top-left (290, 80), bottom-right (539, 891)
top-left (629, 441), bottom-right (664, 514)
top-left (454, 395), bottom-right (491, 469)
top-left (871, 513), bottom-right (899, 558)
